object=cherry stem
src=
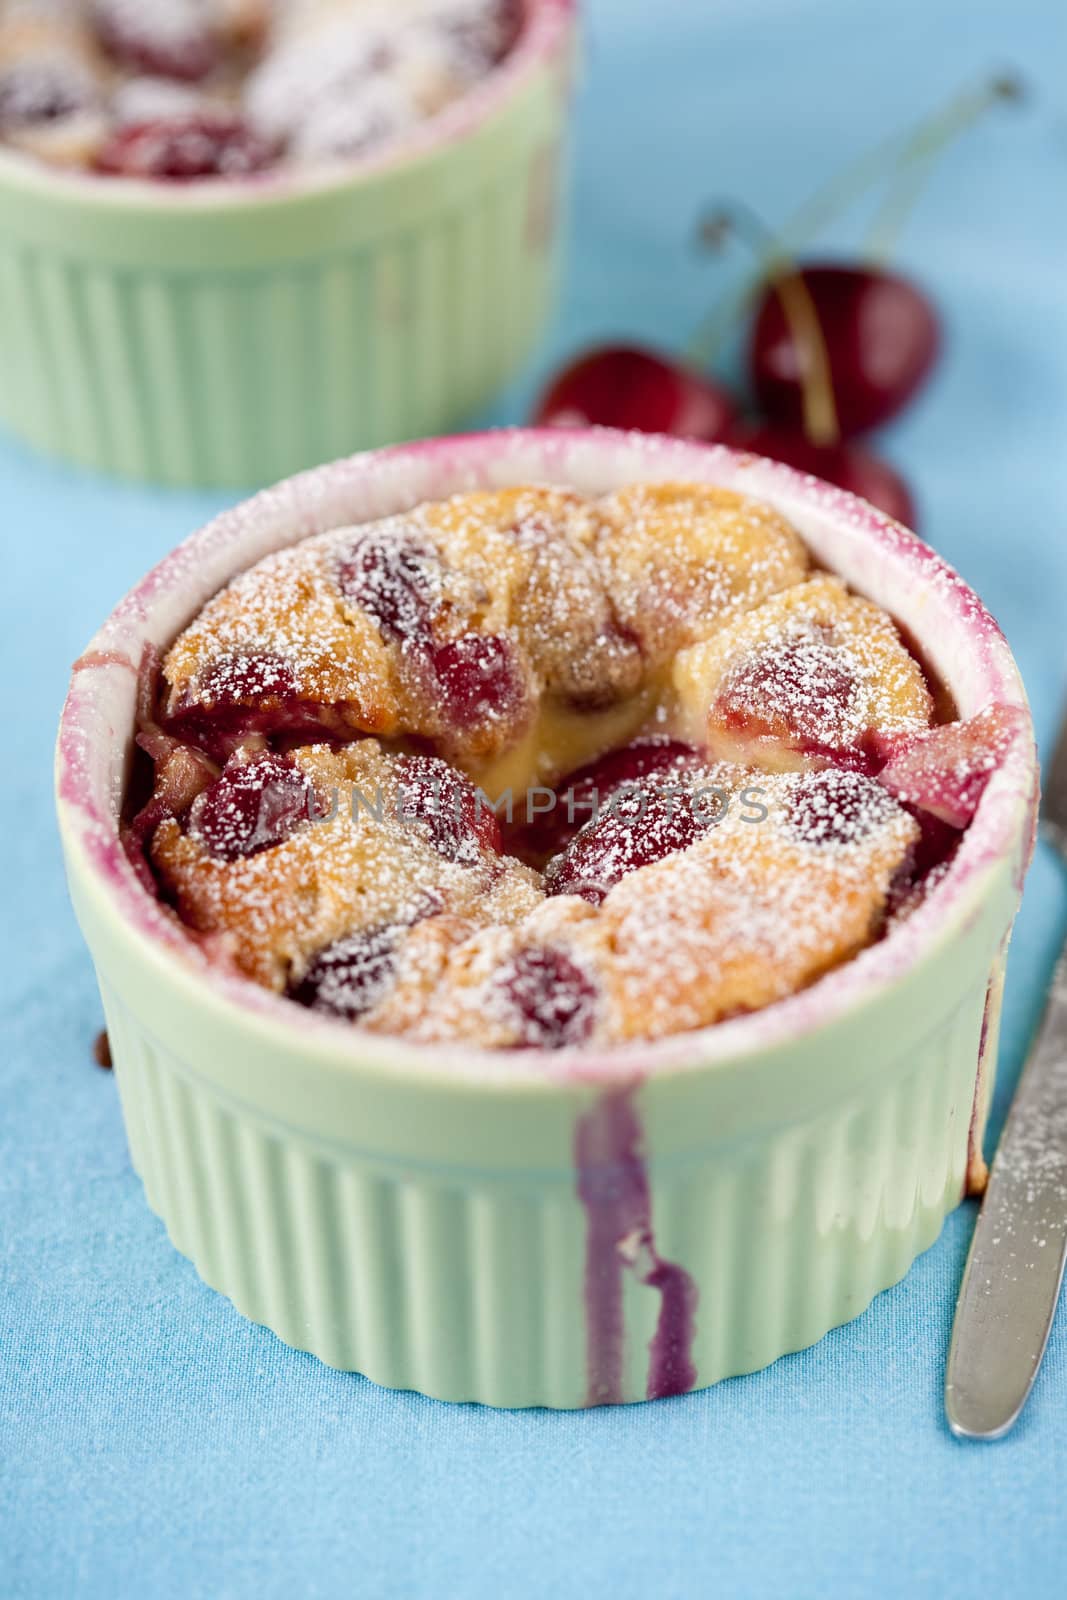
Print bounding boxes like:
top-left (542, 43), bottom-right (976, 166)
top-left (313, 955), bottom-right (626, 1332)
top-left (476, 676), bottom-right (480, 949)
top-left (688, 72), bottom-right (1024, 369)
top-left (693, 201), bottom-right (840, 447)
top-left (864, 75), bottom-right (1024, 260)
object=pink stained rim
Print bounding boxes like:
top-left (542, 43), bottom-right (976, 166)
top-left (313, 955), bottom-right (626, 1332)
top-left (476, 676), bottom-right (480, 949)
top-left (56, 426), bottom-right (1039, 1088)
top-left (0, 0), bottom-right (575, 209)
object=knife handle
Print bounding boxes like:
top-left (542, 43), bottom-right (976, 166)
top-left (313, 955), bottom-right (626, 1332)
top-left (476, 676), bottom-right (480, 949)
top-left (945, 943), bottom-right (1067, 1439)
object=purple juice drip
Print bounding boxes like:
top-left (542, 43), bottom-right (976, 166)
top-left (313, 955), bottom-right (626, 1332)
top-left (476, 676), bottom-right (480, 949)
top-left (643, 1255), bottom-right (700, 1402)
top-left (575, 1086), bottom-right (698, 1405)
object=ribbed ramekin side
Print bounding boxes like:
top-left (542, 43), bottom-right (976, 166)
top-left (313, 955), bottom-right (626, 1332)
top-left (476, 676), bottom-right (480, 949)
top-left (648, 971), bottom-right (990, 1391)
top-left (95, 957), bottom-right (992, 1408)
top-left (0, 150), bottom-right (560, 487)
top-left (100, 988), bottom-right (587, 1405)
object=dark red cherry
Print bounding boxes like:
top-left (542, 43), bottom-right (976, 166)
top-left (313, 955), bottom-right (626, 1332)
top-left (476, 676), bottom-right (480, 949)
top-left (879, 705), bottom-right (1028, 827)
top-left (884, 802), bottom-right (965, 920)
top-left (289, 924), bottom-right (399, 1021)
top-left (499, 946), bottom-right (597, 1048)
top-left (431, 633), bottom-right (524, 729)
top-left (534, 345), bottom-right (736, 441)
top-left (546, 785), bottom-right (705, 905)
top-left (718, 640), bottom-right (857, 741)
top-left (197, 652), bottom-right (299, 707)
top-left (95, 115), bottom-right (275, 181)
top-left (786, 768), bottom-right (898, 848)
top-left (904, 807), bottom-right (960, 879)
top-left (750, 264), bottom-right (940, 437)
top-left (190, 752), bottom-right (312, 861)
top-left (396, 753), bottom-right (502, 862)
top-left (715, 642), bottom-right (898, 775)
top-left (562, 738), bottom-right (704, 803)
top-left (93, 1), bottom-right (219, 82)
top-left (520, 737), bottom-right (702, 860)
top-left (721, 640), bottom-right (856, 723)
top-left (337, 529), bottom-right (437, 642)
top-left (166, 653), bottom-right (347, 758)
top-left (729, 421), bottom-right (917, 528)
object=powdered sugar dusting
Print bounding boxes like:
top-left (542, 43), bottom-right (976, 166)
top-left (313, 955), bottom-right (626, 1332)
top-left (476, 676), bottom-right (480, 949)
top-left (122, 479), bottom-right (1034, 1050)
top-left (56, 432), bottom-right (1036, 1077)
top-left (596, 480), bottom-right (810, 659)
top-left (377, 761), bottom-right (920, 1047)
top-left (161, 487), bottom-right (647, 761)
top-left (151, 737), bottom-right (543, 991)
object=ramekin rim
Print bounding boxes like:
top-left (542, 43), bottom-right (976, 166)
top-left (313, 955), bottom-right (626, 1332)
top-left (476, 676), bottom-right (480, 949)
top-left (0, 0), bottom-right (574, 213)
top-left (56, 425), bottom-right (1039, 1091)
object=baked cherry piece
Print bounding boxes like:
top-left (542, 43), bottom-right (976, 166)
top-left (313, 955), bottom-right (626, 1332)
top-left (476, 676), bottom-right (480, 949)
top-left (189, 752), bottom-right (312, 862)
top-left (534, 345), bottom-right (736, 441)
top-left (546, 784), bottom-right (707, 905)
top-left (121, 726), bottom-right (218, 892)
top-left (715, 638), bottom-right (881, 773)
top-left (165, 653), bottom-right (337, 757)
top-left (430, 634), bottom-right (524, 730)
top-left (879, 705), bottom-right (1028, 828)
top-left (197, 651), bottom-right (298, 705)
top-left (520, 737), bottom-right (703, 860)
top-left (396, 753), bottom-right (502, 863)
top-left (786, 768), bottom-right (899, 847)
top-left (498, 946), bottom-right (597, 1047)
top-left (337, 541), bottom-right (528, 742)
top-left (93, 0), bottom-right (219, 82)
top-left (562, 737), bottom-right (704, 800)
top-left (289, 924), bottom-right (399, 1021)
top-left (95, 114), bottom-right (275, 180)
top-left (750, 265), bottom-right (940, 437)
top-left (729, 421), bottom-right (916, 528)
top-left (130, 731), bottom-right (216, 822)
top-left (884, 800), bottom-right (964, 920)
top-left (337, 529), bottom-right (438, 642)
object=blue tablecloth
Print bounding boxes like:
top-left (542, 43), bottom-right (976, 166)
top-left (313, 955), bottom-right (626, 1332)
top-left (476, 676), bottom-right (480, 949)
top-left (4, 1), bottom-right (1067, 1594)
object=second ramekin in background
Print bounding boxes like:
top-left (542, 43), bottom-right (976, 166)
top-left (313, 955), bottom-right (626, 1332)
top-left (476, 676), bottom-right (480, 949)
top-left (0, 2), bottom-right (575, 488)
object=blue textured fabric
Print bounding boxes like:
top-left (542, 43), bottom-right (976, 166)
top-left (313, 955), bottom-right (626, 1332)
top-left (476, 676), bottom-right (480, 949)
top-left (4, 1), bottom-right (1067, 1594)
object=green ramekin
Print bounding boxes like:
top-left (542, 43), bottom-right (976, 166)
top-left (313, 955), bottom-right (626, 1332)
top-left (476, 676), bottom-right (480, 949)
top-left (56, 429), bottom-right (1038, 1407)
top-left (0, 3), bottom-right (574, 488)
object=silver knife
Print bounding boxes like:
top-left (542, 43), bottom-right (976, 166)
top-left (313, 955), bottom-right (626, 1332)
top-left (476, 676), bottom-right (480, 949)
top-left (945, 709), bottom-right (1067, 1439)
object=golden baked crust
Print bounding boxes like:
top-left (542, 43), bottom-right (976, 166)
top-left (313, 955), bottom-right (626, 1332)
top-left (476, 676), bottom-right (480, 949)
top-left (367, 767), bottom-right (919, 1046)
top-left (418, 488), bottom-right (644, 707)
top-left (161, 530), bottom-right (405, 742)
top-left (596, 482), bottom-right (810, 659)
top-left (123, 480), bottom-right (998, 1049)
top-left (161, 484), bottom-right (810, 764)
top-left (151, 740), bottom-right (542, 990)
top-left (162, 488), bottom-right (647, 764)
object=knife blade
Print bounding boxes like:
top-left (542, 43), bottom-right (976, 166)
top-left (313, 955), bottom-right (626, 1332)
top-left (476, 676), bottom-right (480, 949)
top-left (945, 707), bottom-right (1067, 1440)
